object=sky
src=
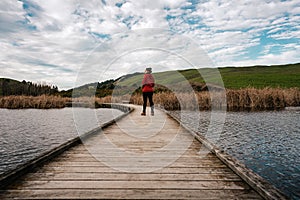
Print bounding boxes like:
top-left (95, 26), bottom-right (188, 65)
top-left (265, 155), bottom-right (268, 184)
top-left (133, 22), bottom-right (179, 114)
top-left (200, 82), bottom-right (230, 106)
top-left (0, 0), bottom-right (299, 89)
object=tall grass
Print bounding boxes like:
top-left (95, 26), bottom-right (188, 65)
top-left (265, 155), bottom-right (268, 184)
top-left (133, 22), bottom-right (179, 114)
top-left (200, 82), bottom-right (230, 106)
top-left (0, 95), bottom-right (126, 109)
top-left (226, 87), bottom-right (300, 111)
top-left (1, 87), bottom-right (299, 111)
top-left (0, 95), bottom-right (69, 109)
top-left (128, 92), bottom-right (211, 110)
top-left (98, 87), bottom-right (300, 111)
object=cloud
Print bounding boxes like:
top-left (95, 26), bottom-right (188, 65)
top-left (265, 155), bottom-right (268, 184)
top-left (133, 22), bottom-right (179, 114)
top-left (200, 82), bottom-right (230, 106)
top-left (0, 0), bottom-right (299, 89)
top-left (74, 28), bottom-right (214, 87)
top-left (181, 0), bottom-right (300, 66)
top-left (228, 47), bottom-right (300, 67)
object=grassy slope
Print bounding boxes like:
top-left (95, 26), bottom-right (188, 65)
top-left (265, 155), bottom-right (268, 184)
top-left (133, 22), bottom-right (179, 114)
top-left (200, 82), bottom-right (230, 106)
top-left (1, 63), bottom-right (299, 97)
top-left (117, 63), bottom-right (300, 89)
top-left (220, 63), bottom-right (300, 89)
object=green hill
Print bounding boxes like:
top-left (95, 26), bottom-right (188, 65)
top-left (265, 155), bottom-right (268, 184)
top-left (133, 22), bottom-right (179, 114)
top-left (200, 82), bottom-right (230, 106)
top-left (219, 63), bottom-right (300, 89)
top-left (1, 63), bottom-right (299, 98)
top-left (117, 63), bottom-right (300, 89)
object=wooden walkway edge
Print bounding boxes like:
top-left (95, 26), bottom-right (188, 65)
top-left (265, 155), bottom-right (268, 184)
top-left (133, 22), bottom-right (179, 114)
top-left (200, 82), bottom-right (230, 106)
top-left (165, 110), bottom-right (288, 200)
top-left (0, 104), bottom-right (287, 199)
top-left (0, 104), bottom-right (133, 190)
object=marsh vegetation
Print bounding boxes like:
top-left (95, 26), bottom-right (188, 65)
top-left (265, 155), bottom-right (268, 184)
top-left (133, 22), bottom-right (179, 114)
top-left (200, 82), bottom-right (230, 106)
top-left (0, 87), bottom-right (299, 111)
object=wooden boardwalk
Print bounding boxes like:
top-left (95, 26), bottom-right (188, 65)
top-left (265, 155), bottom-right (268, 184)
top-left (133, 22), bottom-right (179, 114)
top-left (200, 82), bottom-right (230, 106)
top-left (0, 105), bottom-right (284, 199)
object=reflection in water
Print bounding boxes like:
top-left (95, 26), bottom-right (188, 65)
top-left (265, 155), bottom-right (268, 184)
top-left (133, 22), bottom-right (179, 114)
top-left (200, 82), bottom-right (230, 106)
top-left (170, 110), bottom-right (300, 200)
top-left (0, 108), bottom-right (123, 176)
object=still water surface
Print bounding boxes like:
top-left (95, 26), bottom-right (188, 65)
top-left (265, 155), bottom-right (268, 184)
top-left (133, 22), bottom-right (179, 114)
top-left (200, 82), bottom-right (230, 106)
top-left (0, 108), bottom-right (299, 199)
top-left (0, 108), bottom-right (123, 176)
top-left (170, 109), bottom-right (300, 200)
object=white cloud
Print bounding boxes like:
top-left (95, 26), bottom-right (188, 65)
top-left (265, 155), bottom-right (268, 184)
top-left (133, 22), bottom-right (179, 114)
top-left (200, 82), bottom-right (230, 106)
top-left (231, 49), bottom-right (300, 67)
top-left (0, 0), bottom-right (299, 89)
top-left (182, 0), bottom-right (300, 66)
top-left (269, 29), bottom-right (300, 40)
top-left (73, 28), bottom-right (214, 87)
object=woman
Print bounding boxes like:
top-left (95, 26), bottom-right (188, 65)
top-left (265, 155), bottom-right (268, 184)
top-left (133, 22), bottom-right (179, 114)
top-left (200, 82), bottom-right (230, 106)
top-left (141, 67), bottom-right (155, 116)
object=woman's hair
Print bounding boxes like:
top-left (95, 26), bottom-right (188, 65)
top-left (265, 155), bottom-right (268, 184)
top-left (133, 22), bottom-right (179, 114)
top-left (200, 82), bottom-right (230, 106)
top-left (145, 67), bottom-right (152, 73)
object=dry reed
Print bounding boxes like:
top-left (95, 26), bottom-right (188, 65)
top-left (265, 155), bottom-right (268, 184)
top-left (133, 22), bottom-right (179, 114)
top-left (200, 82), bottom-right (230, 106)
top-left (1, 87), bottom-right (299, 111)
top-left (226, 87), bottom-right (300, 111)
top-left (97, 87), bottom-right (300, 111)
top-left (0, 95), bottom-right (69, 109)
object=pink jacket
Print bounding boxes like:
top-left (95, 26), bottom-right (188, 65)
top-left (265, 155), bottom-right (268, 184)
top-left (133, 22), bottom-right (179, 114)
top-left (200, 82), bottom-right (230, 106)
top-left (142, 73), bottom-right (155, 92)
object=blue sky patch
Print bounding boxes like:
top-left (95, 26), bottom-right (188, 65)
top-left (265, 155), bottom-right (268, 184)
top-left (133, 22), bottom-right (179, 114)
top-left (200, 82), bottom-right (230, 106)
top-left (89, 32), bottom-right (111, 40)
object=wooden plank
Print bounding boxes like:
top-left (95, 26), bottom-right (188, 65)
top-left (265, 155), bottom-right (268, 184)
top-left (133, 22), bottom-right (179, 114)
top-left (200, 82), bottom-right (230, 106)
top-left (40, 157), bottom-right (225, 167)
top-left (79, 146), bottom-right (201, 151)
top-left (0, 189), bottom-right (263, 199)
top-left (57, 151), bottom-right (212, 158)
top-left (43, 161), bottom-right (227, 168)
top-left (59, 150), bottom-right (212, 157)
top-left (33, 166), bottom-right (233, 174)
top-left (46, 156), bottom-right (222, 163)
top-left (73, 141), bottom-right (202, 149)
top-left (86, 136), bottom-right (195, 145)
top-left (10, 180), bottom-right (251, 190)
top-left (44, 161), bottom-right (224, 168)
top-left (22, 172), bottom-right (242, 181)
top-left (72, 138), bottom-right (206, 149)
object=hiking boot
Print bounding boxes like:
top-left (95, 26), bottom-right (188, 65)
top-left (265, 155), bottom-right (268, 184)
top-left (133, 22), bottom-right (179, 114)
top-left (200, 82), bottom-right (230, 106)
top-left (151, 106), bottom-right (154, 116)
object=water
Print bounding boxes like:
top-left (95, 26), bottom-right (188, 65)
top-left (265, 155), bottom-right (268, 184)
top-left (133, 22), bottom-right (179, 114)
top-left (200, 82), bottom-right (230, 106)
top-left (0, 108), bottom-right (299, 199)
top-left (0, 108), bottom-right (124, 176)
top-left (169, 109), bottom-right (300, 200)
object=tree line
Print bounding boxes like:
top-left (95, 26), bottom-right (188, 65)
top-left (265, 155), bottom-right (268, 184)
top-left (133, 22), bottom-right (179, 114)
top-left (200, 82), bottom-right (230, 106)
top-left (0, 78), bottom-right (59, 96)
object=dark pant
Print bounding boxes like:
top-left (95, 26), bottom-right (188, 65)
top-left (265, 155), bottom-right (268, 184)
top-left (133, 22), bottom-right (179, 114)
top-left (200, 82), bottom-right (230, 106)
top-left (142, 92), bottom-right (154, 113)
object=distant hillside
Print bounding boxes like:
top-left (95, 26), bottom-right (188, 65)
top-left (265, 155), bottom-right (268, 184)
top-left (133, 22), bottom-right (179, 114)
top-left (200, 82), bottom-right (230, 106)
top-left (1, 63), bottom-right (299, 98)
top-left (117, 63), bottom-right (300, 89)
top-left (0, 78), bottom-right (58, 96)
top-left (61, 79), bottom-right (115, 98)
top-left (68, 63), bottom-right (300, 98)
top-left (219, 63), bottom-right (300, 89)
